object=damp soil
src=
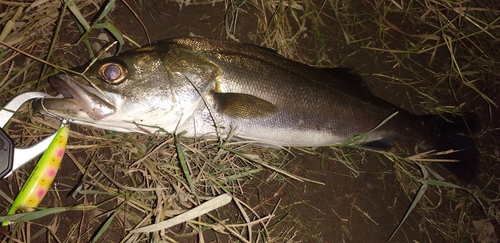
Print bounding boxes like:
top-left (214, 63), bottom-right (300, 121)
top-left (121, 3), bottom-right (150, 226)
top-left (1, 1), bottom-right (498, 243)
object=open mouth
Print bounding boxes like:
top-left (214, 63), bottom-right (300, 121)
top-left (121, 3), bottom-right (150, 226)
top-left (49, 74), bottom-right (89, 101)
top-left (40, 73), bottom-right (117, 120)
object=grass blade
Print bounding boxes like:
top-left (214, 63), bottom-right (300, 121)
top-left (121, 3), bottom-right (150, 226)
top-left (131, 193), bottom-right (232, 233)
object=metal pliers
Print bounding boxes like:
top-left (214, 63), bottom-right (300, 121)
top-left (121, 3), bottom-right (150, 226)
top-left (0, 92), bottom-right (59, 178)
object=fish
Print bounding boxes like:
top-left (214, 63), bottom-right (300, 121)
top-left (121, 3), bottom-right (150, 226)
top-left (33, 37), bottom-right (480, 181)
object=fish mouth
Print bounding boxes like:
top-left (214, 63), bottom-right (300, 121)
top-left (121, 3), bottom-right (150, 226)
top-left (36, 73), bottom-right (117, 120)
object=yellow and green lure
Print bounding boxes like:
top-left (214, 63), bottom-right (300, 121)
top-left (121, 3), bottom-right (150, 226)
top-left (2, 124), bottom-right (69, 226)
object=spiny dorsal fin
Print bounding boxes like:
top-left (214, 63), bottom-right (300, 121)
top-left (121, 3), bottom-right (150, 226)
top-left (212, 92), bottom-right (277, 120)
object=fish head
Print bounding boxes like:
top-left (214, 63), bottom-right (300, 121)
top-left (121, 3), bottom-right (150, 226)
top-left (35, 49), bottom-right (193, 133)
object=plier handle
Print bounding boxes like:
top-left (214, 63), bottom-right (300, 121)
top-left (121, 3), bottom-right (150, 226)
top-left (0, 92), bottom-right (60, 178)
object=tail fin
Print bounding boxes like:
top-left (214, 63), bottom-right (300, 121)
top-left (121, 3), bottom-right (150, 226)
top-left (426, 113), bottom-right (481, 182)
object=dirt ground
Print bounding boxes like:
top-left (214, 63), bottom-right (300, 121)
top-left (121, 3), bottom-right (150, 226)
top-left (0, 1), bottom-right (499, 242)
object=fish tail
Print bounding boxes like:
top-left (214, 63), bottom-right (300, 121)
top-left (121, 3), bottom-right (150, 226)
top-left (422, 113), bottom-right (481, 182)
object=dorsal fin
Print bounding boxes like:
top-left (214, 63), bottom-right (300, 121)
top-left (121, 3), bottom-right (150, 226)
top-left (244, 43), bottom-right (279, 54)
top-left (321, 68), bottom-right (372, 95)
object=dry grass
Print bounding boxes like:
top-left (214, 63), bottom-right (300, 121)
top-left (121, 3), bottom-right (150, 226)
top-left (0, 0), bottom-right (499, 242)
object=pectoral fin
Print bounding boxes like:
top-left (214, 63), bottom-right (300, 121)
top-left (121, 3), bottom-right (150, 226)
top-left (212, 92), bottom-right (277, 119)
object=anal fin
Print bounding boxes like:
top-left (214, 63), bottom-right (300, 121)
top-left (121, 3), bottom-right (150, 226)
top-left (360, 139), bottom-right (392, 150)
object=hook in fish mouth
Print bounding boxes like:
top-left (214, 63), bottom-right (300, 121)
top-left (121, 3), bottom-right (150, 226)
top-left (34, 73), bottom-right (116, 120)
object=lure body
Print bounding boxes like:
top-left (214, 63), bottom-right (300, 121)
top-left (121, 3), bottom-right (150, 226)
top-left (2, 125), bottom-right (68, 226)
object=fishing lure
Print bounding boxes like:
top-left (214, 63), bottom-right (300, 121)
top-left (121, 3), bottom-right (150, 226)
top-left (2, 124), bottom-right (69, 226)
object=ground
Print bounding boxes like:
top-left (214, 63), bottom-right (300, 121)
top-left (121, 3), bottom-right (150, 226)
top-left (0, 1), bottom-right (499, 242)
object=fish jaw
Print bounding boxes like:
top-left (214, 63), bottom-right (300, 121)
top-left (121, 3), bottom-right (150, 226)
top-left (40, 73), bottom-right (118, 120)
top-left (34, 73), bottom-right (138, 132)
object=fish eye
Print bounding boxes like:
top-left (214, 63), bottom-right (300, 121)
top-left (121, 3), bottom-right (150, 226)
top-left (99, 62), bottom-right (127, 84)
